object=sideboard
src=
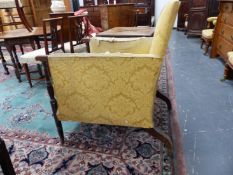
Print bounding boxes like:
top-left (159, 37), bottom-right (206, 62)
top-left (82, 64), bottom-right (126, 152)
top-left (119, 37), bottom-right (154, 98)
top-left (211, 0), bottom-right (233, 61)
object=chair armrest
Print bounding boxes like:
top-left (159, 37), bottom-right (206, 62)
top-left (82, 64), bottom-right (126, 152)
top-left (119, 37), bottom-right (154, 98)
top-left (90, 37), bottom-right (153, 54)
top-left (207, 17), bottom-right (217, 22)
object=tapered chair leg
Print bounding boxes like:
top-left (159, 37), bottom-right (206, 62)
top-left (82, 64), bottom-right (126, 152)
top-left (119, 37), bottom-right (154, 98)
top-left (156, 91), bottom-right (172, 111)
top-left (0, 48), bottom-right (9, 75)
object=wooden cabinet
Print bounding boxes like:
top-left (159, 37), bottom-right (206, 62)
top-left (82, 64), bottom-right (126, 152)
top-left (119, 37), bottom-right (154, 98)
top-left (29, 0), bottom-right (51, 26)
top-left (211, 0), bottom-right (233, 61)
top-left (186, 0), bottom-right (219, 36)
top-left (177, 0), bottom-right (189, 30)
top-left (99, 3), bottom-right (135, 30)
top-left (117, 0), bottom-right (154, 26)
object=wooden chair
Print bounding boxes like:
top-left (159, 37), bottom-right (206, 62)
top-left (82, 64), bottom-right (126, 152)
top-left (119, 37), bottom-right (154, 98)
top-left (201, 16), bottom-right (218, 55)
top-left (36, 0), bottom-right (180, 155)
top-left (67, 15), bottom-right (90, 53)
top-left (0, 0), bottom-right (32, 32)
top-left (20, 17), bottom-right (65, 87)
top-left (0, 137), bottom-right (16, 175)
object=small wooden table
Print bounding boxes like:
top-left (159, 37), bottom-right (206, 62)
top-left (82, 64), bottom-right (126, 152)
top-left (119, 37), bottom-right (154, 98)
top-left (0, 27), bottom-right (44, 81)
top-left (96, 26), bottom-right (155, 37)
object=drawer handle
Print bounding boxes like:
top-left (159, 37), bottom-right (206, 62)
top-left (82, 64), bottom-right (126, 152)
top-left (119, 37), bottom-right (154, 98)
top-left (221, 30), bottom-right (225, 35)
top-left (231, 35), bottom-right (233, 41)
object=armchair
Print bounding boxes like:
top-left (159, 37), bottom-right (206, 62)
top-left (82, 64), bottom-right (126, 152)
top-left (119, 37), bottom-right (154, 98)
top-left (201, 16), bottom-right (218, 55)
top-left (36, 0), bottom-right (180, 154)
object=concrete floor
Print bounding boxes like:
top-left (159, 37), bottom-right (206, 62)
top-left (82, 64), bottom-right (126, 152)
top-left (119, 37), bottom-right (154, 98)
top-left (169, 30), bottom-right (233, 175)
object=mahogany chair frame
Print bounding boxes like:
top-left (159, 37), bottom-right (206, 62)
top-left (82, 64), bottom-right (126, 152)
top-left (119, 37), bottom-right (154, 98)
top-left (23, 17), bottom-right (65, 87)
top-left (0, 137), bottom-right (16, 175)
top-left (36, 55), bottom-right (173, 154)
top-left (68, 15), bottom-right (90, 53)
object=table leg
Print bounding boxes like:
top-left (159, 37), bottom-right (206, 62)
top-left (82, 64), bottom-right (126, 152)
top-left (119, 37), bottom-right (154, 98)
top-left (0, 47), bottom-right (9, 75)
top-left (34, 36), bottom-right (41, 49)
top-left (6, 45), bottom-right (21, 82)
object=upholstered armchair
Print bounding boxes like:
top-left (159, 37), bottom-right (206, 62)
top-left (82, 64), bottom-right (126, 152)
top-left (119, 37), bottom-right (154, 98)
top-left (36, 0), bottom-right (180, 154)
top-left (201, 16), bottom-right (218, 55)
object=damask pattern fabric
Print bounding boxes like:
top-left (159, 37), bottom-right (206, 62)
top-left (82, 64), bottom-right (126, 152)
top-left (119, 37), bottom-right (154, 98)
top-left (48, 53), bottom-right (163, 128)
top-left (149, 0), bottom-right (180, 58)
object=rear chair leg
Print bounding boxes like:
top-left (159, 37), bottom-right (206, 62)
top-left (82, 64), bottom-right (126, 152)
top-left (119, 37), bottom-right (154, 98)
top-left (156, 91), bottom-right (172, 111)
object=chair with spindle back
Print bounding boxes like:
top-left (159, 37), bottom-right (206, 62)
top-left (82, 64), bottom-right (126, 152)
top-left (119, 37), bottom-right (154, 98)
top-left (20, 17), bottom-right (65, 87)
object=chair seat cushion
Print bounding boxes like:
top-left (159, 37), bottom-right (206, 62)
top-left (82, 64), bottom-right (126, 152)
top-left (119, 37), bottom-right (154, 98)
top-left (202, 29), bottom-right (214, 39)
top-left (20, 48), bottom-right (46, 64)
top-left (228, 52), bottom-right (233, 65)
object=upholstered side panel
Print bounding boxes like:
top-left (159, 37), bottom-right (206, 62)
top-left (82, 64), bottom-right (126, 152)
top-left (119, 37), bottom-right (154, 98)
top-left (48, 53), bottom-right (163, 128)
top-left (150, 0), bottom-right (180, 57)
top-left (90, 37), bottom-right (153, 54)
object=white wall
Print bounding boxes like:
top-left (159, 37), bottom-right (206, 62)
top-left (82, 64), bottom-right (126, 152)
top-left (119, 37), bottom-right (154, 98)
top-left (155, 0), bottom-right (178, 27)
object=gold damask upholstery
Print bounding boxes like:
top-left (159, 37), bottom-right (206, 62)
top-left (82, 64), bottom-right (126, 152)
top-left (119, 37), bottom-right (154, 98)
top-left (49, 53), bottom-right (162, 128)
top-left (39, 0), bottom-right (180, 150)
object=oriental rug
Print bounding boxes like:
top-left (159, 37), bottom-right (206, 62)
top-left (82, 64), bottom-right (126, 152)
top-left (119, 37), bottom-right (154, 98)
top-left (0, 52), bottom-right (184, 175)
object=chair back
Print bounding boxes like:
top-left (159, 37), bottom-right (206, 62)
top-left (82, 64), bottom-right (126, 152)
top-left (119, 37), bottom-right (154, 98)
top-left (68, 15), bottom-right (88, 53)
top-left (43, 17), bottom-right (65, 55)
top-left (149, 0), bottom-right (180, 58)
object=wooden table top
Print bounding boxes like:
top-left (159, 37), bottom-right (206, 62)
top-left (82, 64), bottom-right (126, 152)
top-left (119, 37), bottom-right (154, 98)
top-left (97, 26), bottom-right (155, 37)
top-left (0, 27), bottom-right (45, 39)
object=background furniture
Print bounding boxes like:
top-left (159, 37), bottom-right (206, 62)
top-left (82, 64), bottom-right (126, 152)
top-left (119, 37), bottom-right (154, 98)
top-left (99, 3), bottom-right (135, 30)
top-left (223, 52), bottom-right (233, 80)
top-left (211, 0), bottom-right (233, 62)
top-left (0, 137), bottom-right (16, 175)
top-left (0, 0), bottom-right (33, 32)
top-left (177, 0), bottom-right (189, 31)
top-left (20, 17), bottom-right (65, 87)
top-left (28, 0), bottom-right (51, 26)
top-left (50, 12), bottom-right (74, 42)
top-left (96, 26), bottom-right (154, 37)
top-left (79, 6), bottom-right (101, 27)
top-left (68, 15), bottom-right (90, 53)
top-left (186, 0), bottom-right (219, 36)
top-left (84, 0), bottom-right (95, 6)
top-left (0, 27), bottom-right (46, 82)
top-left (201, 16), bottom-right (217, 55)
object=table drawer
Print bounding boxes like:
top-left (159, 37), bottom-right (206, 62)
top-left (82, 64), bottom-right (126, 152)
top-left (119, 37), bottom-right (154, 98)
top-left (221, 13), bottom-right (233, 26)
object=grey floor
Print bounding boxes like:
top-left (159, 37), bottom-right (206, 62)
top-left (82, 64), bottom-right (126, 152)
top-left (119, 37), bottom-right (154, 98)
top-left (169, 30), bottom-right (233, 175)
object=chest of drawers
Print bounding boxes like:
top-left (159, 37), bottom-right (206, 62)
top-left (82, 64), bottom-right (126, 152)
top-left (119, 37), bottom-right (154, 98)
top-left (211, 0), bottom-right (233, 61)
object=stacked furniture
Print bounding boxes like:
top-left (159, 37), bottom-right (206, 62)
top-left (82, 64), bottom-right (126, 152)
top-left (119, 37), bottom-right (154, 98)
top-left (211, 0), bottom-right (233, 62)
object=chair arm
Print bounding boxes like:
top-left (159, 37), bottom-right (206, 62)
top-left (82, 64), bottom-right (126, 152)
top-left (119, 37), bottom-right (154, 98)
top-left (90, 37), bottom-right (153, 54)
top-left (207, 16), bottom-right (218, 22)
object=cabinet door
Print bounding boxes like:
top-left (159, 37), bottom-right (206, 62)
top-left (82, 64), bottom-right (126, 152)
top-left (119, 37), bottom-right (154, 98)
top-left (187, 0), bottom-right (209, 36)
